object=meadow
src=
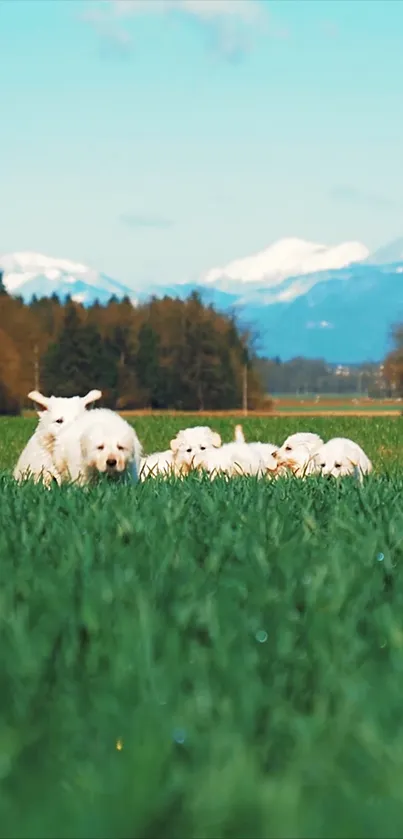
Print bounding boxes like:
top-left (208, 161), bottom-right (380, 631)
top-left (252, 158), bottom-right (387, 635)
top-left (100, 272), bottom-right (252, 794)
top-left (1, 415), bottom-right (403, 838)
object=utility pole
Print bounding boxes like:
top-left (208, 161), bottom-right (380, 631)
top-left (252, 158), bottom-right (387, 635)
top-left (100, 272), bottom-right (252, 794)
top-left (242, 362), bottom-right (248, 416)
top-left (34, 344), bottom-right (39, 391)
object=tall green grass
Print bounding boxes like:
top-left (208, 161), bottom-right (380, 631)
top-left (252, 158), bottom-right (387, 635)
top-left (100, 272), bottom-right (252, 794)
top-left (1, 416), bottom-right (403, 837)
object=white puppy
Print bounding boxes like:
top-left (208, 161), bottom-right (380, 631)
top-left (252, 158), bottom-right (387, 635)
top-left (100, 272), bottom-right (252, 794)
top-left (139, 425), bottom-right (222, 481)
top-left (139, 449), bottom-right (175, 481)
top-left (54, 408), bottom-right (142, 485)
top-left (275, 432), bottom-right (324, 478)
top-left (234, 424), bottom-right (279, 475)
top-left (193, 441), bottom-right (268, 478)
top-left (14, 389), bottom-right (102, 486)
top-left (170, 426), bottom-right (222, 474)
top-left (313, 437), bottom-right (373, 480)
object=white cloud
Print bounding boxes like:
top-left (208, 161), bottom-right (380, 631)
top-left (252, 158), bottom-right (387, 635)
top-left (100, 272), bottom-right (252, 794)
top-left (81, 0), bottom-right (269, 59)
top-left (112, 0), bottom-right (264, 24)
top-left (79, 6), bottom-right (134, 53)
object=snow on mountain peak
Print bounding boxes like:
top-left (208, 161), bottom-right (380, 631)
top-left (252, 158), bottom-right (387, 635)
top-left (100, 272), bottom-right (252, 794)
top-left (0, 251), bottom-right (101, 293)
top-left (203, 237), bottom-right (369, 286)
top-left (0, 251), bottom-right (135, 304)
top-left (1, 251), bottom-right (90, 275)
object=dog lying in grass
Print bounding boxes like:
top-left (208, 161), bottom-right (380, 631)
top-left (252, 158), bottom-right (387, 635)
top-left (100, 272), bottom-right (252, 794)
top-left (53, 408), bottom-right (142, 485)
top-left (274, 432), bottom-right (324, 478)
top-left (313, 437), bottom-right (373, 481)
top-left (141, 424), bottom-right (279, 480)
top-left (13, 389), bottom-right (102, 487)
top-left (192, 439), bottom-right (271, 478)
top-left (233, 424), bottom-right (279, 475)
top-left (139, 449), bottom-right (175, 481)
top-left (140, 425), bottom-right (222, 480)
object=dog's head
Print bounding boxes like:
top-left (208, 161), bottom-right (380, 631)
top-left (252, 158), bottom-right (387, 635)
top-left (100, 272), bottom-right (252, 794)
top-left (170, 426), bottom-right (222, 472)
top-left (314, 438), bottom-right (369, 478)
top-left (28, 389), bottom-right (102, 442)
top-left (274, 432), bottom-right (323, 476)
top-left (80, 415), bottom-right (140, 477)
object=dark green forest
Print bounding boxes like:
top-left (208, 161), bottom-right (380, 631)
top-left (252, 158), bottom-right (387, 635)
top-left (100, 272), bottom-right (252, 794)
top-left (0, 279), bottom-right (262, 413)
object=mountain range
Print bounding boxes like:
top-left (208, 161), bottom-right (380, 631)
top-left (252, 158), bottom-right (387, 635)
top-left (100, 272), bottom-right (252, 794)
top-left (2, 238), bottom-right (403, 364)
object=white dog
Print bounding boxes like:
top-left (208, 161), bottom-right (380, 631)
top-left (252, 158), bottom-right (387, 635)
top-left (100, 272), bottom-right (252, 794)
top-left (169, 426), bottom-right (222, 474)
top-left (313, 437), bottom-right (373, 480)
top-left (139, 449), bottom-right (175, 481)
top-left (53, 408), bottom-right (142, 485)
top-left (139, 425), bottom-right (222, 480)
top-left (275, 432), bottom-right (324, 477)
top-left (14, 389), bottom-right (102, 486)
top-left (234, 424), bottom-right (279, 475)
top-left (192, 441), bottom-right (269, 478)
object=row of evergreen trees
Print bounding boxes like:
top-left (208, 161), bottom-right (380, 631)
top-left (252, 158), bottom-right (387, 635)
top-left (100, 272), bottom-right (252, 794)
top-left (0, 279), bottom-right (262, 412)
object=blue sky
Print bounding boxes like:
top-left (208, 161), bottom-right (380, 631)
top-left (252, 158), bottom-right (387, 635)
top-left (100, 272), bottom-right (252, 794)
top-left (1, 0), bottom-right (403, 288)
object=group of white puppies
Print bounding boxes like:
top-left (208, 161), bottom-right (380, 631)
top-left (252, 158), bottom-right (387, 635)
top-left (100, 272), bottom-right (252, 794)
top-left (140, 425), bottom-right (372, 482)
top-left (13, 389), bottom-right (373, 487)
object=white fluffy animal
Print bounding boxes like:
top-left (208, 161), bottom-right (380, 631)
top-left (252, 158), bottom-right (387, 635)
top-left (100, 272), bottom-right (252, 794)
top-left (234, 424), bottom-right (279, 474)
top-left (192, 441), bottom-right (269, 478)
top-left (139, 425), bottom-right (222, 480)
top-left (275, 432), bottom-right (324, 477)
top-left (313, 437), bottom-right (373, 480)
top-left (139, 449), bottom-right (174, 481)
top-left (13, 389), bottom-right (102, 486)
top-left (53, 408), bottom-right (142, 485)
top-left (170, 426), bottom-right (222, 474)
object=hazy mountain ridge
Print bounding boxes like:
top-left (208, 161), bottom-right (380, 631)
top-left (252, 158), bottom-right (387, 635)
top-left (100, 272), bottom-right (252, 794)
top-left (1, 238), bottom-right (403, 363)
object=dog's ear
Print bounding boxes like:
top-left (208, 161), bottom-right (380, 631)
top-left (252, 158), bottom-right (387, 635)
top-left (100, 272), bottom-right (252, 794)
top-left (170, 436), bottom-right (180, 453)
top-left (82, 389), bottom-right (102, 407)
top-left (28, 390), bottom-right (49, 411)
top-left (212, 432), bottom-right (222, 448)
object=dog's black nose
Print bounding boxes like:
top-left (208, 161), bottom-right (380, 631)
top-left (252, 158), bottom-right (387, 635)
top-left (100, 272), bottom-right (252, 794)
top-left (106, 458), bottom-right (117, 468)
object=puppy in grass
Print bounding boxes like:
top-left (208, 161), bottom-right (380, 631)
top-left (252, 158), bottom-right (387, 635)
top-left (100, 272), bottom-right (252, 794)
top-left (313, 437), bottom-right (373, 481)
top-left (233, 424), bottom-right (279, 476)
top-left (53, 408), bottom-right (142, 485)
top-left (274, 432), bottom-right (324, 478)
top-left (14, 389), bottom-right (102, 487)
top-left (140, 425), bottom-right (222, 480)
top-left (192, 439), bottom-right (269, 479)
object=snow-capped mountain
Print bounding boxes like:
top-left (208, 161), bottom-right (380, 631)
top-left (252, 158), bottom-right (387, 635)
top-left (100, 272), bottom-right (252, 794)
top-left (2, 239), bottom-right (403, 363)
top-left (203, 236), bottom-right (369, 293)
top-left (0, 252), bottom-right (136, 306)
top-left (365, 236), bottom-right (403, 266)
top-left (154, 236), bottom-right (403, 362)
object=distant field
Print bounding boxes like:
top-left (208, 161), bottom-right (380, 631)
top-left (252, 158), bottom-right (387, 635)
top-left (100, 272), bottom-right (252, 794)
top-left (118, 396), bottom-right (403, 417)
top-left (272, 395), bottom-right (402, 415)
top-left (2, 415), bottom-right (403, 837)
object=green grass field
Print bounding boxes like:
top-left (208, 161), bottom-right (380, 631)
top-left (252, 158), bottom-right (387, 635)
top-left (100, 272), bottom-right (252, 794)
top-left (2, 415), bottom-right (403, 838)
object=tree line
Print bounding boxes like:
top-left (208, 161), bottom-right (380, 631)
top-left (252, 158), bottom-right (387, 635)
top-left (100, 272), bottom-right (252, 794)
top-left (0, 277), bottom-right (262, 413)
top-left (2, 263), bottom-right (401, 414)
